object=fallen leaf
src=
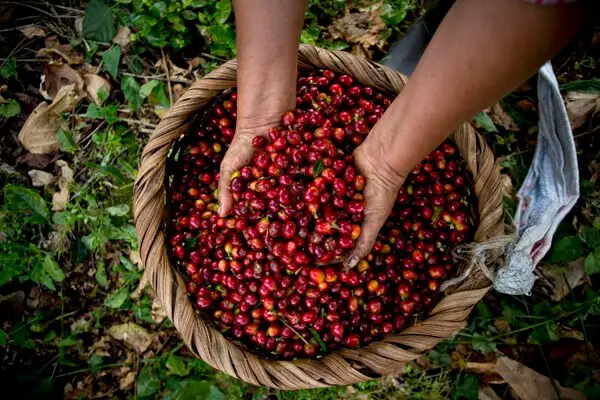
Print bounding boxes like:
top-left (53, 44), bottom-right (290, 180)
top-left (83, 73), bottom-right (111, 105)
top-left (495, 356), bottom-right (586, 400)
top-left (130, 250), bottom-right (142, 268)
top-left (328, 3), bottom-right (386, 59)
top-left (18, 84), bottom-right (82, 154)
top-left (16, 153), bottom-right (54, 169)
top-left (479, 386), bottom-right (502, 400)
top-left (489, 103), bottom-right (519, 131)
top-left (28, 170), bottom-right (55, 187)
top-left (187, 57), bottom-right (205, 69)
top-left (555, 326), bottom-right (584, 341)
top-left (500, 173), bottom-right (515, 199)
top-left (91, 336), bottom-right (111, 357)
top-left (119, 371), bottom-right (136, 390)
top-left (108, 322), bottom-right (152, 353)
top-left (155, 56), bottom-right (189, 81)
top-left (26, 287), bottom-right (57, 309)
top-left (41, 63), bottom-right (85, 100)
top-left (19, 25), bottom-right (47, 38)
top-left (38, 36), bottom-right (84, 65)
top-left (173, 83), bottom-right (185, 102)
top-left (517, 99), bottom-right (536, 113)
top-left (151, 297), bottom-right (167, 324)
top-left (52, 160), bottom-right (74, 211)
top-left (539, 258), bottom-right (588, 302)
top-left (113, 25), bottom-right (132, 49)
top-left (565, 91), bottom-right (600, 129)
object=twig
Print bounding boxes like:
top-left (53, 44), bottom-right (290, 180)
top-left (118, 118), bottom-right (158, 129)
top-left (201, 52), bottom-right (227, 62)
top-left (276, 315), bottom-right (309, 345)
top-left (0, 58), bottom-right (50, 62)
top-left (122, 72), bottom-right (192, 85)
top-left (160, 47), bottom-right (174, 106)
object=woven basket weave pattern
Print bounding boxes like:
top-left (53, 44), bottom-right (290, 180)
top-left (133, 45), bottom-right (504, 390)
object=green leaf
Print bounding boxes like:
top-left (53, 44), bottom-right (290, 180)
top-left (84, 103), bottom-right (118, 124)
top-left (560, 78), bottom-right (600, 94)
top-left (472, 112), bottom-right (497, 132)
top-left (582, 227), bottom-right (600, 250)
top-left (451, 374), bottom-right (479, 400)
top-left (172, 380), bottom-right (213, 400)
top-left (166, 354), bottom-right (190, 377)
top-left (215, 0), bottom-right (232, 24)
top-left (312, 159), bottom-right (324, 177)
top-left (58, 336), bottom-right (78, 347)
top-left (120, 255), bottom-right (136, 272)
top-left (57, 128), bottom-right (76, 153)
top-left (183, 235), bottom-right (198, 249)
top-left (83, 0), bottom-right (116, 42)
top-left (0, 329), bottom-right (7, 345)
top-left (107, 204), bottom-right (130, 217)
top-left (0, 99), bottom-right (20, 118)
top-left (208, 24), bottom-right (236, 57)
top-left (309, 327), bottom-right (327, 352)
top-left (121, 76), bottom-right (142, 111)
top-left (88, 354), bottom-right (105, 373)
top-left (103, 46), bottom-right (122, 80)
top-left (95, 261), bottom-right (108, 288)
top-left (140, 80), bottom-right (161, 99)
top-left (97, 86), bottom-right (109, 104)
top-left (104, 288), bottom-right (129, 308)
top-left (0, 57), bottom-right (18, 79)
top-left (4, 185), bottom-right (50, 222)
top-left (42, 255), bottom-right (65, 282)
top-left (301, 26), bottom-right (320, 46)
top-left (471, 332), bottom-right (496, 354)
top-left (73, 238), bottom-right (89, 263)
top-left (137, 365), bottom-right (161, 398)
top-left (551, 236), bottom-right (583, 263)
top-left (43, 330), bottom-right (57, 343)
top-left (585, 252), bottom-right (600, 276)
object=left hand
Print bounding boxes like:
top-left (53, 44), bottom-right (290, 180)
top-left (344, 134), bottom-right (408, 270)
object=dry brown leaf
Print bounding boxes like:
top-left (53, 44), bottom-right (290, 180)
top-left (539, 258), bottom-right (588, 302)
top-left (173, 83), bottom-right (185, 102)
top-left (151, 297), bottom-right (167, 324)
top-left (495, 357), bottom-right (586, 400)
top-left (155, 56), bottom-right (189, 81)
top-left (108, 322), bottom-right (152, 354)
top-left (187, 57), bottom-right (205, 69)
top-left (52, 160), bottom-right (74, 212)
top-left (113, 26), bottom-right (132, 49)
top-left (119, 371), bottom-right (136, 390)
top-left (328, 3), bottom-right (386, 58)
top-left (18, 84), bottom-right (82, 154)
top-left (501, 173), bottom-right (516, 199)
top-left (41, 63), bottom-right (85, 100)
top-left (38, 36), bottom-right (84, 65)
top-left (130, 250), bottom-right (142, 268)
top-left (28, 169), bottom-right (55, 187)
top-left (489, 103), bottom-right (519, 131)
top-left (83, 73), bottom-right (111, 105)
top-left (565, 91), bottom-right (600, 129)
top-left (19, 25), bottom-right (47, 38)
top-left (91, 336), bottom-right (112, 357)
top-left (479, 386), bottom-right (503, 400)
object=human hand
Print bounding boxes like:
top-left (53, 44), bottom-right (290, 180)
top-left (217, 113), bottom-right (284, 217)
top-left (344, 134), bottom-right (408, 270)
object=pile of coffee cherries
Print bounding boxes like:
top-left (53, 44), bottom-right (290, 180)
top-left (167, 69), bottom-right (474, 360)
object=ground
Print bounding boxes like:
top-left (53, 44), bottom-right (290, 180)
top-left (0, 1), bottom-right (599, 399)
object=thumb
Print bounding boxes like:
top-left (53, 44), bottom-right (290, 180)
top-left (217, 133), bottom-right (255, 217)
top-left (344, 188), bottom-right (396, 270)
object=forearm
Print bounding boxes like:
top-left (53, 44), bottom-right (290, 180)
top-left (233, 0), bottom-right (306, 124)
top-left (371, 0), bottom-right (585, 176)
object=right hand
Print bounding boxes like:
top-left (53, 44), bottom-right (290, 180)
top-left (217, 113), bottom-right (283, 217)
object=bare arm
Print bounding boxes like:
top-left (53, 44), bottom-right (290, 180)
top-left (218, 0), bottom-right (306, 217)
top-left (348, 0), bottom-right (586, 266)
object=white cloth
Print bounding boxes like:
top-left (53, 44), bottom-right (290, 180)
top-left (493, 62), bottom-right (580, 295)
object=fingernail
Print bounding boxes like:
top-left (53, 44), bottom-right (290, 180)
top-left (217, 205), bottom-right (222, 216)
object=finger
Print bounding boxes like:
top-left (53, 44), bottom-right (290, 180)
top-left (217, 134), bottom-right (255, 217)
top-left (345, 191), bottom-right (395, 271)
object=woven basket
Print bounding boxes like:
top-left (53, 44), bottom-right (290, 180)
top-left (133, 45), bottom-right (505, 390)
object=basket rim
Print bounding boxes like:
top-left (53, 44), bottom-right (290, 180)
top-left (133, 44), bottom-right (505, 390)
